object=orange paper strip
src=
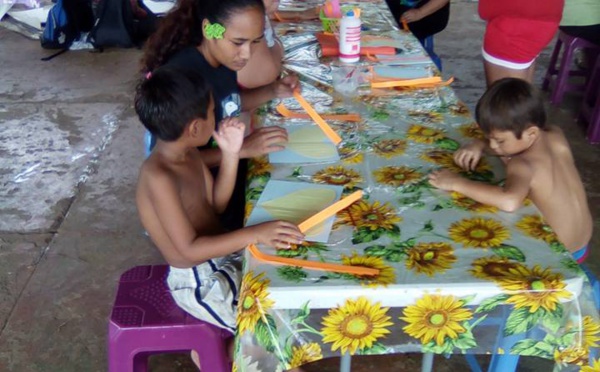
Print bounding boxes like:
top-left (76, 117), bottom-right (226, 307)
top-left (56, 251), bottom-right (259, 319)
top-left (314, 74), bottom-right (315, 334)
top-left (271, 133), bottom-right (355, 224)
top-left (276, 103), bottom-right (362, 122)
top-left (248, 244), bottom-right (379, 276)
top-left (401, 19), bottom-right (409, 32)
top-left (298, 190), bottom-right (363, 232)
top-left (371, 76), bottom-right (454, 89)
top-left (293, 91), bottom-right (343, 145)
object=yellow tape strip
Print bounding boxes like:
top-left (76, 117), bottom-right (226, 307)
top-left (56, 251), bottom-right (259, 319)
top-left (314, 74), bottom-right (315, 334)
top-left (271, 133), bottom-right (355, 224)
top-left (293, 91), bottom-right (342, 145)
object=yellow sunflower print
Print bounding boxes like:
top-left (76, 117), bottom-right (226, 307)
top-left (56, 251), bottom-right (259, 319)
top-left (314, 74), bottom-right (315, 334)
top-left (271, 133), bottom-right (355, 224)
top-left (321, 297), bottom-right (393, 355)
top-left (470, 256), bottom-right (526, 281)
top-left (581, 358), bottom-right (600, 372)
top-left (580, 315), bottom-right (600, 349)
top-left (451, 192), bottom-right (498, 213)
top-left (408, 110), bottom-right (443, 123)
top-left (449, 102), bottom-right (471, 117)
top-left (244, 203), bottom-right (254, 223)
top-left (340, 147), bottom-right (364, 164)
top-left (554, 347), bottom-right (589, 367)
top-left (406, 124), bottom-right (445, 144)
top-left (405, 242), bottom-right (457, 277)
top-left (248, 156), bottom-right (272, 179)
top-left (342, 253), bottom-right (396, 287)
top-left (498, 265), bottom-right (571, 313)
top-left (457, 123), bottom-right (485, 140)
top-left (421, 150), bottom-right (491, 174)
top-left (336, 200), bottom-right (402, 231)
top-left (515, 215), bottom-right (558, 244)
top-left (372, 139), bottom-right (407, 158)
top-left (289, 343), bottom-right (323, 369)
top-left (237, 272), bottom-right (275, 334)
top-left (449, 217), bottom-right (510, 248)
top-left (373, 166), bottom-right (423, 187)
top-left (313, 166), bottom-right (363, 189)
top-left (401, 294), bottom-right (473, 346)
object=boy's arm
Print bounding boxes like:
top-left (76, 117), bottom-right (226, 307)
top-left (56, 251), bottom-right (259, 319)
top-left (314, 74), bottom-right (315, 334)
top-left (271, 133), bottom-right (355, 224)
top-left (148, 169), bottom-right (303, 264)
top-left (212, 118), bottom-right (244, 213)
top-left (238, 39), bottom-right (284, 89)
top-left (429, 159), bottom-right (533, 212)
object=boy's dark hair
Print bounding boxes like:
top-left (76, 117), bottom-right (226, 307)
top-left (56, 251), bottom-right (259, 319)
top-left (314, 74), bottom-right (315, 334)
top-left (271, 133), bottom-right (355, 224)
top-left (141, 0), bottom-right (265, 72)
top-left (134, 66), bottom-right (211, 141)
top-left (475, 78), bottom-right (547, 139)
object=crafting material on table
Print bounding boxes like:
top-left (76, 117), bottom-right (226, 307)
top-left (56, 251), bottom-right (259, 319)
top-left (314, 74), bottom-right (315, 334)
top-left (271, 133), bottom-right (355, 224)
top-left (293, 91), bottom-right (342, 145)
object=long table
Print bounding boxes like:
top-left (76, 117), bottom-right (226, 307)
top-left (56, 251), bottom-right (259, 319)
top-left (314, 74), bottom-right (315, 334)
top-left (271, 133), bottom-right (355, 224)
top-left (233, 1), bottom-right (600, 371)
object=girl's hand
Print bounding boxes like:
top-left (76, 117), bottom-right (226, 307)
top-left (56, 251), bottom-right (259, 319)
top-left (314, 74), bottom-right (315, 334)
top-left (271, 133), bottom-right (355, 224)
top-left (250, 221), bottom-right (304, 249)
top-left (272, 75), bottom-right (301, 99)
top-left (400, 8), bottom-right (424, 23)
top-left (240, 126), bottom-right (288, 158)
top-left (213, 117), bottom-right (245, 155)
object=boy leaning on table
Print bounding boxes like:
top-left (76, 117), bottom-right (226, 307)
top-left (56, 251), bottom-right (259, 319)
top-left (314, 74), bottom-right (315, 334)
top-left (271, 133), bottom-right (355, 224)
top-left (428, 78), bottom-right (593, 263)
top-left (134, 66), bottom-right (304, 366)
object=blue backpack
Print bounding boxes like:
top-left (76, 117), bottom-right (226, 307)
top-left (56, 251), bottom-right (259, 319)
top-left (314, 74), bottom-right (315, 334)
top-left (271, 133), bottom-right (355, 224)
top-left (41, 0), bottom-right (95, 50)
top-left (41, 0), bottom-right (75, 49)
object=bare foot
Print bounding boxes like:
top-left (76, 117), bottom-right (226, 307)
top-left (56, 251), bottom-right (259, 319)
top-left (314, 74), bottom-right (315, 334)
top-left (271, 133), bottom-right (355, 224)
top-left (190, 350), bottom-right (201, 371)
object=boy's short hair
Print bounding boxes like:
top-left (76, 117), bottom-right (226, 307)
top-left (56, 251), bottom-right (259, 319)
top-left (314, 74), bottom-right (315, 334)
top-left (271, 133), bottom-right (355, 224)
top-left (475, 78), bottom-right (547, 139)
top-left (134, 66), bottom-right (211, 141)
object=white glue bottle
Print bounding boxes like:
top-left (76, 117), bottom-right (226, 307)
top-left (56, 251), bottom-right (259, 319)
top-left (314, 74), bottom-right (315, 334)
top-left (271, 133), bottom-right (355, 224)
top-left (338, 10), bottom-right (361, 63)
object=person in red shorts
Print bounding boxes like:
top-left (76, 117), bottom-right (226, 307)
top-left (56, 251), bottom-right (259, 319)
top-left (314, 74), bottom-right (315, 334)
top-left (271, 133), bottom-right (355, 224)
top-left (479, 0), bottom-right (564, 86)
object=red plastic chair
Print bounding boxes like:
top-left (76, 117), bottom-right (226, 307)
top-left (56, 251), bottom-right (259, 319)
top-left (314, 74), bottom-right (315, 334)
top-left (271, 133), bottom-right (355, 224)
top-left (108, 265), bottom-right (232, 372)
top-left (579, 55), bottom-right (600, 144)
top-left (542, 30), bottom-right (600, 106)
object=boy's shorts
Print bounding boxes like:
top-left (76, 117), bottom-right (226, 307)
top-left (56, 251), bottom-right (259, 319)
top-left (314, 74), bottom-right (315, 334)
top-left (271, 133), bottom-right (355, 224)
top-left (482, 17), bottom-right (559, 69)
top-left (572, 244), bottom-right (589, 264)
top-left (167, 254), bottom-right (242, 334)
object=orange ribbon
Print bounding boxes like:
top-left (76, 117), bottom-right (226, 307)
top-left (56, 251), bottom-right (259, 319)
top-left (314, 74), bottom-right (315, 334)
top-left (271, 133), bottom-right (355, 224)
top-left (293, 91), bottom-right (342, 145)
top-left (247, 190), bottom-right (379, 276)
top-left (276, 103), bottom-right (362, 122)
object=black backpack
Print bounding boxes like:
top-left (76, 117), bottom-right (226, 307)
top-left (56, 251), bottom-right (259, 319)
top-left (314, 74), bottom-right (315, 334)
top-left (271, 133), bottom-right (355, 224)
top-left (88, 0), bottom-right (157, 49)
top-left (41, 0), bottom-right (95, 50)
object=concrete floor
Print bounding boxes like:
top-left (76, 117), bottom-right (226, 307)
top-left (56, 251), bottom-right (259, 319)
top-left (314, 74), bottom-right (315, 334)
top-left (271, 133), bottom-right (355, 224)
top-left (0, 1), bottom-right (598, 371)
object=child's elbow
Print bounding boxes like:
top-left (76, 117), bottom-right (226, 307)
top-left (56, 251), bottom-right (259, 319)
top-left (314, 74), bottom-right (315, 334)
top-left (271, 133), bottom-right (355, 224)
top-left (498, 198), bottom-right (522, 213)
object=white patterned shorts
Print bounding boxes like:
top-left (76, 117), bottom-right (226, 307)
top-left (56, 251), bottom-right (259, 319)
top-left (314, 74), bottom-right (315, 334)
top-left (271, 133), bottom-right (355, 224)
top-left (167, 254), bottom-right (242, 334)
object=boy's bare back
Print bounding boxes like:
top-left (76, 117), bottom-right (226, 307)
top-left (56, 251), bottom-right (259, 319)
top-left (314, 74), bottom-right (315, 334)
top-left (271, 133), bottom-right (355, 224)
top-left (517, 125), bottom-right (592, 251)
top-left (137, 151), bottom-right (223, 268)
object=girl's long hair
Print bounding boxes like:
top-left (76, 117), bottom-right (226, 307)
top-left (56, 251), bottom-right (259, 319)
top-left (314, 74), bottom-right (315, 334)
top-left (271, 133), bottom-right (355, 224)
top-left (141, 0), bottom-right (265, 72)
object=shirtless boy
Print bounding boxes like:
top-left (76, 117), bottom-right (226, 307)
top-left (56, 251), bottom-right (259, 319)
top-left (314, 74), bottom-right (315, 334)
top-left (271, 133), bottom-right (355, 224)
top-left (134, 66), bottom-right (304, 353)
top-left (429, 78), bottom-right (593, 262)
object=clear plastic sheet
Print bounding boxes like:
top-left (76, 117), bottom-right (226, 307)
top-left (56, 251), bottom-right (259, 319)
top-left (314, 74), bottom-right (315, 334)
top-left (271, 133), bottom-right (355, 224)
top-left (235, 1), bottom-right (600, 371)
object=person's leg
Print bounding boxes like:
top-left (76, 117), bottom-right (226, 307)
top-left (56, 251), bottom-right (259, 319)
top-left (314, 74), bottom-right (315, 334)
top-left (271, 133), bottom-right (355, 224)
top-left (483, 59), bottom-right (534, 86)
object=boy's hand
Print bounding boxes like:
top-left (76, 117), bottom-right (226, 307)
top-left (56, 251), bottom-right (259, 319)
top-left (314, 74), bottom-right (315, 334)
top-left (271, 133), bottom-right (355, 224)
top-left (252, 221), bottom-right (305, 249)
top-left (213, 117), bottom-right (245, 155)
top-left (428, 169), bottom-right (462, 191)
top-left (272, 75), bottom-right (301, 99)
top-left (240, 126), bottom-right (288, 158)
top-left (454, 141), bottom-right (484, 171)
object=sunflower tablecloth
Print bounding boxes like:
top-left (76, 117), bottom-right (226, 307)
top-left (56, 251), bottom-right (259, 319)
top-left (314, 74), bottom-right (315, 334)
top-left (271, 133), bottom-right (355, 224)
top-left (233, 1), bottom-right (600, 371)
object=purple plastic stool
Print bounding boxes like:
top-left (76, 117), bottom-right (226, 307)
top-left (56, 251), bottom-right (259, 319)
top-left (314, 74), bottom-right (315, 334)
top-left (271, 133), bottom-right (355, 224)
top-left (108, 265), bottom-right (232, 372)
top-left (579, 55), bottom-right (600, 144)
top-left (542, 30), bottom-right (600, 106)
